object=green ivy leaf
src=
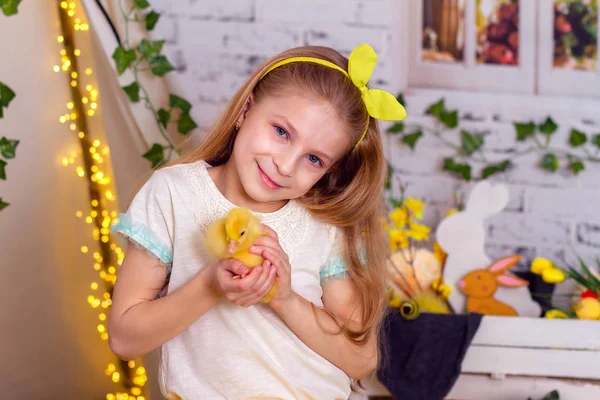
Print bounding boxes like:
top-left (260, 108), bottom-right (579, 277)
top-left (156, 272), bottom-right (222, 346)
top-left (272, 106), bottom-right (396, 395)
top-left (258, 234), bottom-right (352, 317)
top-left (177, 112), bottom-right (197, 134)
top-left (402, 130), bottom-right (422, 150)
top-left (146, 10), bottom-right (160, 31)
top-left (112, 46), bottom-right (137, 75)
top-left (539, 153), bottom-right (559, 172)
top-left (443, 157), bottom-right (471, 181)
top-left (592, 134), bottom-right (600, 148)
top-left (539, 117), bottom-right (558, 135)
top-left (568, 156), bottom-right (585, 174)
top-left (143, 143), bottom-right (165, 169)
top-left (0, 81), bottom-right (16, 109)
top-left (542, 390), bottom-right (560, 400)
top-left (481, 160), bottom-right (511, 179)
top-left (387, 122), bottom-right (404, 134)
top-left (0, 137), bottom-right (19, 159)
top-left (137, 39), bottom-right (165, 61)
top-left (396, 93), bottom-right (406, 107)
top-left (157, 108), bottom-right (171, 128)
top-left (569, 128), bottom-right (587, 147)
top-left (425, 98), bottom-right (445, 118)
top-left (122, 82), bottom-right (140, 102)
top-left (169, 94), bottom-right (192, 113)
top-left (440, 110), bottom-right (458, 128)
top-left (149, 55), bottom-right (175, 77)
top-left (514, 121), bottom-right (536, 141)
top-left (0, 0), bottom-right (21, 16)
top-left (0, 159), bottom-right (6, 180)
top-left (0, 197), bottom-right (8, 211)
top-left (461, 130), bottom-right (484, 156)
top-left (133, 0), bottom-right (150, 9)
top-left (384, 160), bottom-right (393, 190)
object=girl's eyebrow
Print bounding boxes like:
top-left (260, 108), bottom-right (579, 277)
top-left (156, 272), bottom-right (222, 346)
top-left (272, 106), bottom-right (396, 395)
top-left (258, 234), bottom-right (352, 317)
top-left (274, 114), bottom-right (333, 163)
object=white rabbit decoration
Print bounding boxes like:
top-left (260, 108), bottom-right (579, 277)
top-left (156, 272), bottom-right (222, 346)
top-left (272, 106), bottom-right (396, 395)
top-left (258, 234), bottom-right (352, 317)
top-left (436, 180), bottom-right (541, 317)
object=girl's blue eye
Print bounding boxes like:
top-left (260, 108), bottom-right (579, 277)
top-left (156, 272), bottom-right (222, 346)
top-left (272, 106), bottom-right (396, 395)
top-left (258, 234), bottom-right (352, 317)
top-left (275, 126), bottom-right (288, 138)
top-left (308, 154), bottom-right (321, 165)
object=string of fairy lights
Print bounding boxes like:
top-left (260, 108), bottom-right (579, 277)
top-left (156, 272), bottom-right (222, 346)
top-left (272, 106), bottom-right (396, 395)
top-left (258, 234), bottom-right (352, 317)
top-left (55, 1), bottom-right (148, 399)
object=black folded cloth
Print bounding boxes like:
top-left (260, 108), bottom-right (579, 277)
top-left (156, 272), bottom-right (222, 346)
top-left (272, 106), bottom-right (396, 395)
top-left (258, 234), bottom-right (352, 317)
top-left (376, 310), bottom-right (483, 400)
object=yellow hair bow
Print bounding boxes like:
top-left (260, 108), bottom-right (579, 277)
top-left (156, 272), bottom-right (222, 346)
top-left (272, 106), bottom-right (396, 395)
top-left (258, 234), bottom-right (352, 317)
top-left (260, 43), bottom-right (407, 146)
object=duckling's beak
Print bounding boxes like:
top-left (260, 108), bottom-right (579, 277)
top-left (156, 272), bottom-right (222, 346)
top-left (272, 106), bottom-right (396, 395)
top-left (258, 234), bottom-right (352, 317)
top-left (227, 239), bottom-right (238, 255)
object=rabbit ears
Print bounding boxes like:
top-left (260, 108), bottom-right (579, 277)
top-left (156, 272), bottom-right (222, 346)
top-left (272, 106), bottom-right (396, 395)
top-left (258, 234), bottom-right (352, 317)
top-left (489, 255), bottom-right (529, 287)
top-left (465, 181), bottom-right (509, 219)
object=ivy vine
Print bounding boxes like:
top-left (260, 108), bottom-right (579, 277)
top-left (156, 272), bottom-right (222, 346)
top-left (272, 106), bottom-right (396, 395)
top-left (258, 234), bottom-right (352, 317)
top-left (112, 0), bottom-right (198, 168)
top-left (0, 0), bottom-right (21, 212)
top-left (387, 94), bottom-right (600, 182)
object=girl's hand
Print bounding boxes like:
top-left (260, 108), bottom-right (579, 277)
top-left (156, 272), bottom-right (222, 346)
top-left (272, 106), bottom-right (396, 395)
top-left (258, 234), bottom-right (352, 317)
top-left (250, 224), bottom-right (293, 310)
top-left (210, 258), bottom-right (277, 308)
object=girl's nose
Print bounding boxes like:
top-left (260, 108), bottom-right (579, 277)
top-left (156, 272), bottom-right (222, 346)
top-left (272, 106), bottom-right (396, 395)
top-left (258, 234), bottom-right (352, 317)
top-left (273, 149), bottom-right (298, 177)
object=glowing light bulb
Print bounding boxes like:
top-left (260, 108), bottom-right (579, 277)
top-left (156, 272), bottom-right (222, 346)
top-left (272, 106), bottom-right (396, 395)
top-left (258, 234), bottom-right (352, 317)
top-left (91, 199), bottom-right (99, 207)
top-left (67, 102), bottom-right (74, 109)
top-left (75, 211), bottom-right (83, 218)
top-left (93, 139), bottom-right (100, 147)
top-left (74, 49), bottom-right (81, 56)
top-left (91, 282), bottom-right (98, 290)
top-left (53, 65), bottom-right (60, 72)
top-left (81, 246), bottom-right (89, 253)
top-left (58, 36), bottom-right (64, 43)
top-left (85, 68), bottom-right (93, 75)
top-left (78, 132), bottom-right (85, 139)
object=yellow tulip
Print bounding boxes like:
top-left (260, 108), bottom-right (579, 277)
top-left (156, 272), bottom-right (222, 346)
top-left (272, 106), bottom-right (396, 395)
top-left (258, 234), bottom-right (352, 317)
top-left (574, 298), bottom-right (600, 320)
top-left (531, 257), bottom-right (554, 275)
top-left (544, 309), bottom-right (569, 319)
top-left (541, 267), bottom-right (566, 284)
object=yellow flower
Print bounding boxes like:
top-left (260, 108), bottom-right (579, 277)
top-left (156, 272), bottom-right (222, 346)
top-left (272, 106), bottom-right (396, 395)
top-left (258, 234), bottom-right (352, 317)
top-left (544, 309), bottom-right (569, 319)
top-left (433, 242), bottom-right (447, 266)
top-left (404, 197), bottom-right (425, 219)
top-left (445, 208), bottom-right (458, 218)
top-left (389, 229), bottom-right (409, 252)
top-left (389, 207), bottom-right (408, 229)
top-left (531, 257), bottom-right (554, 275)
top-left (432, 277), bottom-right (452, 298)
top-left (406, 221), bottom-right (430, 241)
top-left (574, 298), bottom-right (600, 320)
top-left (542, 267), bottom-right (566, 284)
top-left (389, 294), bottom-right (403, 308)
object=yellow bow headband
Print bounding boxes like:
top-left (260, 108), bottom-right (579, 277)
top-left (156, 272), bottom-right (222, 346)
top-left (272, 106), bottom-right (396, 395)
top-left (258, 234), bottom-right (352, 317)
top-left (260, 43), bottom-right (407, 147)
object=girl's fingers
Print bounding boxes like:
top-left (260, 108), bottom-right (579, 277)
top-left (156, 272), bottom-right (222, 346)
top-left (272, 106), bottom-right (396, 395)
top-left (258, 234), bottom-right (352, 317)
top-left (223, 259), bottom-right (250, 277)
top-left (237, 266), bottom-right (277, 306)
top-left (261, 224), bottom-right (279, 241)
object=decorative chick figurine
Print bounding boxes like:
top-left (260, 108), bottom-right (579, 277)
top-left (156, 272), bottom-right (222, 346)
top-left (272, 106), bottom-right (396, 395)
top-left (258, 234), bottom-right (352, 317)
top-left (205, 207), bottom-right (278, 303)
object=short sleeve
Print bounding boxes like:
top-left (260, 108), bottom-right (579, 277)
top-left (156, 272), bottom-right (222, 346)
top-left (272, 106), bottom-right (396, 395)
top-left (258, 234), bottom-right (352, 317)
top-left (111, 170), bottom-right (175, 267)
top-left (319, 228), bottom-right (349, 284)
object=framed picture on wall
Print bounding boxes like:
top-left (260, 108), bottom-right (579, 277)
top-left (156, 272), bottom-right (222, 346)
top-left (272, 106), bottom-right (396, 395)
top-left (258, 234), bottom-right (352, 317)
top-left (537, 0), bottom-right (600, 98)
top-left (408, 0), bottom-right (536, 94)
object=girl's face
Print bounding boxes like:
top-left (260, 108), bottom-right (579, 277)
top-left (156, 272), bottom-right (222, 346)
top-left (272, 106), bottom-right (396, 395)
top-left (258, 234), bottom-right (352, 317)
top-left (231, 89), bottom-right (351, 210)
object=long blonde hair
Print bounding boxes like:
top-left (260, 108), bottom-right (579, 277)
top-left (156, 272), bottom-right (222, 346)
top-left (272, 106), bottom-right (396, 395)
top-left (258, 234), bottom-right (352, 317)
top-left (161, 45), bottom-right (388, 350)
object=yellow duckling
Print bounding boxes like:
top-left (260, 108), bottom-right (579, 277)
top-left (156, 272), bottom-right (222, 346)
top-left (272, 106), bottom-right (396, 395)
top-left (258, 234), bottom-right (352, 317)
top-left (205, 207), bottom-right (278, 302)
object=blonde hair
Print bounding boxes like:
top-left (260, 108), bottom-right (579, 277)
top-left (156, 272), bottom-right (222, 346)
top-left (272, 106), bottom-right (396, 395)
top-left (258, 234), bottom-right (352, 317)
top-left (158, 45), bottom-right (388, 361)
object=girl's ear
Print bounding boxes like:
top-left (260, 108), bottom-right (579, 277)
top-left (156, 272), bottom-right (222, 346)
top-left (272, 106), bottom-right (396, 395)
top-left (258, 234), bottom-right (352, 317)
top-left (236, 94), bottom-right (254, 129)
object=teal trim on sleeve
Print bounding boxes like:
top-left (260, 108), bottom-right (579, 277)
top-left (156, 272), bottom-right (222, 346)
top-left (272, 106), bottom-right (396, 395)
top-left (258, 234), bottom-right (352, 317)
top-left (111, 213), bottom-right (173, 267)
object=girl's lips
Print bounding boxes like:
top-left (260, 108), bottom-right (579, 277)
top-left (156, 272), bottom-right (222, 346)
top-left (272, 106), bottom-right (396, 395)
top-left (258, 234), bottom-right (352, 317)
top-left (257, 164), bottom-right (282, 189)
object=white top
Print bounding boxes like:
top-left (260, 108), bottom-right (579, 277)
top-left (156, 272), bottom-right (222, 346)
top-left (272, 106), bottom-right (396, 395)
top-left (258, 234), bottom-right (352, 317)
top-left (112, 161), bottom-right (351, 400)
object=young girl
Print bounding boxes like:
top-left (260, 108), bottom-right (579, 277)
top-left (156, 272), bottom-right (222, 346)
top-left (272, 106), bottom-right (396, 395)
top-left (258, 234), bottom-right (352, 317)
top-left (109, 43), bottom-right (406, 400)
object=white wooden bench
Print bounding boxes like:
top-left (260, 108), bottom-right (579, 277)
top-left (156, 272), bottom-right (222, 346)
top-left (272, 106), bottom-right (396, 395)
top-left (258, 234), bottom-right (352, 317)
top-left (354, 316), bottom-right (600, 399)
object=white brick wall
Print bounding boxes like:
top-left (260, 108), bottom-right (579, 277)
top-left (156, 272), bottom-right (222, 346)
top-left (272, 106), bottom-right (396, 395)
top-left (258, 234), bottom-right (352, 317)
top-left (148, 0), bottom-right (600, 269)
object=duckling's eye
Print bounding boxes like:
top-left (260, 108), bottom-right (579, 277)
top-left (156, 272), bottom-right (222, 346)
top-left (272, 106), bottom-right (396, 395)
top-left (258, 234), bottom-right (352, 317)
top-left (240, 231), bottom-right (245, 236)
